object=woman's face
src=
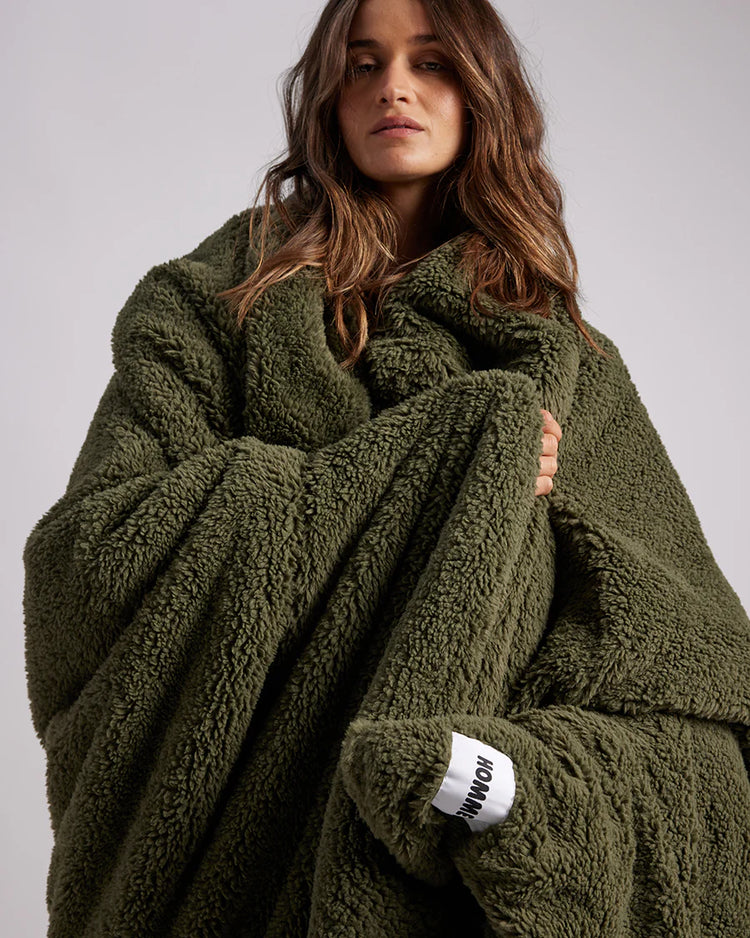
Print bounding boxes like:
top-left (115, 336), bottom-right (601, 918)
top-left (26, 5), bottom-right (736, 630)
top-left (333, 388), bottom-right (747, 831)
top-left (336, 0), bottom-right (468, 194)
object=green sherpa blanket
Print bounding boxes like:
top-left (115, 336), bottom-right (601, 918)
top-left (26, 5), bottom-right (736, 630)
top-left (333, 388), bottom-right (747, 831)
top-left (24, 206), bottom-right (750, 937)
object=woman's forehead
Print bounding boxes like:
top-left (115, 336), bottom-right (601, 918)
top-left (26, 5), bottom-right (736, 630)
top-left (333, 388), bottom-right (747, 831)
top-left (347, 0), bottom-right (436, 42)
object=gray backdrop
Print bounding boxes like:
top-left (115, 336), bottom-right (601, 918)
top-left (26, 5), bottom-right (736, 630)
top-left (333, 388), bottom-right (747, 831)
top-left (2, 1), bottom-right (748, 933)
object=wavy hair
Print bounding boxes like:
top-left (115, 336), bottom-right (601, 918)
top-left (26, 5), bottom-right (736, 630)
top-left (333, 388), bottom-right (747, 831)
top-left (217, 0), bottom-right (606, 367)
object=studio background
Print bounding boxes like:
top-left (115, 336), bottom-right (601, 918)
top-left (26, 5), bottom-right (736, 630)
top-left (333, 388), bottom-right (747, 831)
top-left (2, 1), bottom-right (747, 933)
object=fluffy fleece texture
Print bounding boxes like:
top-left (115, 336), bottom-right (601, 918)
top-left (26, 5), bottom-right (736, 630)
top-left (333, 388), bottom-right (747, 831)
top-left (24, 204), bottom-right (750, 937)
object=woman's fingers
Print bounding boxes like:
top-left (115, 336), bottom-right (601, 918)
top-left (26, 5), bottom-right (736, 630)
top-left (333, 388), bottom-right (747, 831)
top-left (535, 475), bottom-right (554, 496)
top-left (541, 409), bottom-right (562, 443)
top-left (535, 409), bottom-right (561, 496)
top-left (538, 454), bottom-right (558, 476)
top-left (541, 432), bottom-right (559, 457)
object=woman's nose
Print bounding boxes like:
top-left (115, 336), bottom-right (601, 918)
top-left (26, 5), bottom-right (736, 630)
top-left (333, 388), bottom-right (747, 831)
top-left (376, 60), bottom-right (415, 103)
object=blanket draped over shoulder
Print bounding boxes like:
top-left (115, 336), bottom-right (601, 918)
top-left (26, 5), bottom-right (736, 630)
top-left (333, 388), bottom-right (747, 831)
top-left (24, 206), bottom-right (750, 938)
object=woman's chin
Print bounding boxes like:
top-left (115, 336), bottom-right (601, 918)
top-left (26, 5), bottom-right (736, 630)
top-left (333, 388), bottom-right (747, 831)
top-left (362, 165), bottom-right (438, 187)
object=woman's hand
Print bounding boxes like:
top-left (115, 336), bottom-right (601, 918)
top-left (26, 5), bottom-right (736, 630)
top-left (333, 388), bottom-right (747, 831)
top-left (535, 408), bottom-right (561, 496)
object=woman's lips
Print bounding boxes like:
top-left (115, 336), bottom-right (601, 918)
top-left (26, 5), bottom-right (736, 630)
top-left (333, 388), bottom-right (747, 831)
top-left (374, 127), bottom-right (423, 137)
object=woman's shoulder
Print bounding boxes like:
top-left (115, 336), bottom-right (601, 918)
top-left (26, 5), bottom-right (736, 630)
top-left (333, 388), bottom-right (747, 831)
top-left (575, 317), bottom-right (637, 397)
top-left (181, 199), bottom-right (300, 283)
top-left (559, 311), bottom-right (662, 466)
top-left (119, 207), bottom-right (255, 310)
top-left (544, 287), bottom-right (634, 403)
top-left (139, 200), bottom-right (287, 293)
top-left (109, 207), bottom-right (264, 364)
top-left (181, 207), bottom-right (256, 269)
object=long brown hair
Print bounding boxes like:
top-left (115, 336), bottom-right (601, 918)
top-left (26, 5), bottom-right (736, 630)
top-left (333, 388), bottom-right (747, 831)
top-left (217, 0), bottom-right (605, 367)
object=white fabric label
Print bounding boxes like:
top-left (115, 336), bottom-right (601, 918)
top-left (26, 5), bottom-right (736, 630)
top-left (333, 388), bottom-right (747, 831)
top-left (430, 731), bottom-right (516, 833)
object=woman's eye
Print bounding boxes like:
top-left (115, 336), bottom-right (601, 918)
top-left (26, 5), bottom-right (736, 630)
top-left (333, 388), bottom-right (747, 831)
top-left (349, 60), bottom-right (448, 77)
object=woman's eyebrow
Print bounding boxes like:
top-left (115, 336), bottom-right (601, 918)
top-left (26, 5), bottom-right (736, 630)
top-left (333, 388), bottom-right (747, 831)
top-left (347, 34), bottom-right (441, 50)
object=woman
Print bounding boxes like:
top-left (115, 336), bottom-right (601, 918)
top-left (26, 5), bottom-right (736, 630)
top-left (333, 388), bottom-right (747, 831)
top-left (23, 1), bottom-right (749, 936)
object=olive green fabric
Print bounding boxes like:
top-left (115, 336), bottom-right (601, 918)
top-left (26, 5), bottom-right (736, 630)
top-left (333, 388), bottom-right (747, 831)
top-left (24, 206), bottom-right (750, 937)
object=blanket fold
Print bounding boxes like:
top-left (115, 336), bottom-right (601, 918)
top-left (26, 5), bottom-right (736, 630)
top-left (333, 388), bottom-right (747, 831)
top-left (24, 206), bottom-right (750, 938)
